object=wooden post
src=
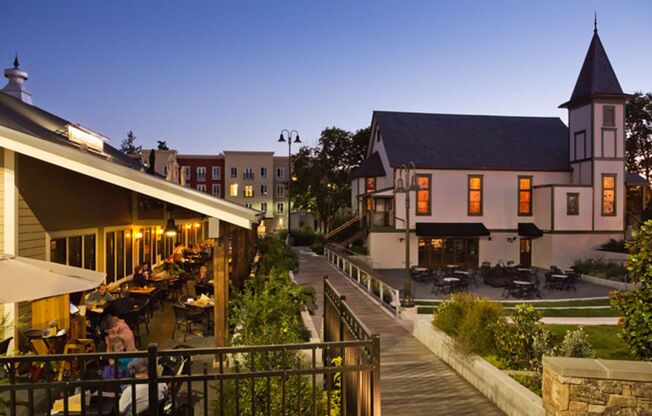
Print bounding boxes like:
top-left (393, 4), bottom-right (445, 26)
top-left (213, 222), bottom-right (230, 347)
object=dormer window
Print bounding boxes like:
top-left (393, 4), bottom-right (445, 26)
top-left (603, 106), bottom-right (615, 127)
top-left (67, 124), bottom-right (105, 153)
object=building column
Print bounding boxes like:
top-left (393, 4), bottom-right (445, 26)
top-left (213, 221), bottom-right (230, 347)
top-left (3, 149), bottom-right (17, 349)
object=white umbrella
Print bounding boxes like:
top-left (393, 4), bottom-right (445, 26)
top-left (0, 254), bottom-right (106, 303)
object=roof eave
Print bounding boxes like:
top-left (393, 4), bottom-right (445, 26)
top-left (559, 92), bottom-right (633, 109)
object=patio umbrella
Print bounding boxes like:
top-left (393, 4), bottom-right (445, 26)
top-left (0, 254), bottom-right (105, 303)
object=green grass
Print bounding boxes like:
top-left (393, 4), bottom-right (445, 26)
top-left (419, 304), bottom-right (619, 317)
top-left (545, 325), bottom-right (633, 360)
top-left (415, 298), bottom-right (611, 307)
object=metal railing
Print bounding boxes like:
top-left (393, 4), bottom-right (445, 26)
top-left (323, 278), bottom-right (381, 416)
top-left (0, 339), bottom-right (379, 416)
top-left (324, 213), bottom-right (367, 241)
top-left (324, 244), bottom-right (400, 318)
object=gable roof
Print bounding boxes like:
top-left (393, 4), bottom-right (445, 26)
top-left (0, 92), bottom-right (262, 229)
top-left (351, 152), bottom-right (386, 179)
top-left (373, 111), bottom-right (570, 171)
top-left (560, 32), bottom-right (629, 108)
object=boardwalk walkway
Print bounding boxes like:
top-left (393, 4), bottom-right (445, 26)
top-left (294, 248), bottom-right (504, 416)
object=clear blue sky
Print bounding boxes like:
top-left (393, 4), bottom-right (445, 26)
top-left (3, 1), bottom-right (651, 154)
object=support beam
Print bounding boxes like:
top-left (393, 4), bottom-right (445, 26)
top-left (213, 221), bottom-right (230, 347)
top-left (3, 149), bottom-right (17, 350)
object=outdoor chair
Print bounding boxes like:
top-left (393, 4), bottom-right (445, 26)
top-left (501, 280), bottom-right (521, 299)
top-left (119, 309), bottom-right (142, 347)
top-left (562, 273), bottom-right (578, 292)
top-left (194, 283), bottom-right (214, 297)
top-left (129, 296), bottom-right (151, 335)
top-left (151, 284), bottom-right (169, 312)
top-left (431, 270), bottom-right (447, 295)
top-left (172, 305), bottom-right (204, 342)
top-left (544, 272), bottom-right (557, 290)
top-left (168, 278), bottom-right (184, 300)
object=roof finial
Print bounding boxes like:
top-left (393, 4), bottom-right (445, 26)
top-left (594, 12), bottom-right (598, 34)
top-left (13, 53), bottom-right (19, 69)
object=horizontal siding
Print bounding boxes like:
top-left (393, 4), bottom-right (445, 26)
top-left (18, 193), bottom-right (45, 260)
top-left (0, 149), bottom-right (4, 254)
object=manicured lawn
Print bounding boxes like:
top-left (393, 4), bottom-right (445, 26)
top-left (415, 298), bottom-right (611, 308)
top-left (545, 324), bottom-right (633, 360)
top-left (505, 308), bottom-right (620, 318)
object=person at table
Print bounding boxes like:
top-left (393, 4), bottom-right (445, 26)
top-left (118, 358), bottom-right (167, 416)
top-left (131, 265), bottom-right (147, 287)
top-left (197, 265), bottom-right (211, 285)
top-left (103, 315), bottom-right (136, 352)
top-left (172, 242), bottom-right (185, 263)
top-left (87, 283), bottom-right (114, 307)
top-left (102, 337), bottom-right (131, 381)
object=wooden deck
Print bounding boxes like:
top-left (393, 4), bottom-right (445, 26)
top-left (294, 248), bottom-right (505, 415)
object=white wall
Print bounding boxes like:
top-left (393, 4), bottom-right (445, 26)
top-left (552, 186), bottom-right (592, 230)
top-left (368, 231), bottom-right (417, 269)
top-left (479, 233), bottom-right (518, 265)
top-left (533, 187), bottom-right (552, 230)
top-left (548, 233), bottom-right (623, 269)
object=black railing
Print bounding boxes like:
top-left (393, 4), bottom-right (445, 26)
top-left (323, 277), bottom-right (381, 416)
top-left (0, 338), bottom-right (379, 416)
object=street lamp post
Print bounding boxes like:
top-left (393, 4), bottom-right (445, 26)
top-left (394, 162), bottom-right (420, 307)
top-left (278, 130), bottom-right (301, 245)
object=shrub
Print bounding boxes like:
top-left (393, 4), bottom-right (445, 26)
top-left (573, 258), bottom-right (628, 281)
top-left (311, 242), bottom-right (324, 255)
top-left (495, 304), bottom-right (552, 371)
top-left (432, 293), bottom-right (504, 356)
top-left (557, 326), bottom-right (594, 358)
top-left (348, 244), bottom-right (368, 255)
top-left (257, 235), bottom-right (299, 276)
top-left (291, 226), bottom-right (322, 247)
top-left (611, 220), bottom-right (652, 360)
top-left (598, 238), bottom-right (627, 253)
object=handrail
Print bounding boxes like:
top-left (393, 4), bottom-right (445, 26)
top-left (325, 212), bottom-right (367, 240)
top-left (324, 243), bottom-right (400, 318)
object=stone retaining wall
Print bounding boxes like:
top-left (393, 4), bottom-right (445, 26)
top-left (542, 356), bottom-right (652, 415)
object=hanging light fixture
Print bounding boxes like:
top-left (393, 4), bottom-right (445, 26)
top-left (164, 218), bottom-right (178, 237)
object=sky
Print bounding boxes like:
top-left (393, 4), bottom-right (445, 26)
top-left (2, 1), bottom-right (651, 154)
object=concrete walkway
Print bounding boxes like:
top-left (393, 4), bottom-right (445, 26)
top-left (294, 248), bottom-right (504, 416)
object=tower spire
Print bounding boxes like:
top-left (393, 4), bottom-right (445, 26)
top-left (594, 12), bottom-right (598, 34)
top-left (13, 53), bottom-right (19, 69)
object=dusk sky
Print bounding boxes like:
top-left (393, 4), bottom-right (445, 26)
top-left (3, 1), bottom-right (651, 154)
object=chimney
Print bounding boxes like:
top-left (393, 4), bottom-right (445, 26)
top-left (2, 54), bottom-right (32, 104)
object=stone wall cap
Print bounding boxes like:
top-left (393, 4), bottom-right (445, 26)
top-left (544, 356), bottom-right (652, 381)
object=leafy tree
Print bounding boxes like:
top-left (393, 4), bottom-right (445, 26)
top-left (292, 127), bottom-right (370, 231)
top-left (119, 130), bottom-right (141, 154)
top-left (625, 92), bottom-right (652, 181)
top-left (157, 140), bottom-right (169, 150)
top-left (611, 220), bottom-right (652, 360)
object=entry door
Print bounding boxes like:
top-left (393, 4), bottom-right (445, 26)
top-left (519, 238), bottom-right (532, 267)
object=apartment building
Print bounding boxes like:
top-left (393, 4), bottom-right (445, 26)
top-left (177, 154), bottom-right (225, 197)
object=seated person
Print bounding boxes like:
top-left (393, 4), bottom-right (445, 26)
top-left (197, 266), bottom-right (211, 285)
top-left (86, 283), bottom-right (114, 307)
top-left (101, 337), bottom-right (131, 381)
top-left (119, 358), bottom-right (167, 416)
top-left (102, 315), bottom-right (136, 352)
top-left (131, 265), bottom-right (147, 287)
top-left (172, 242), bottom-right (185, 263)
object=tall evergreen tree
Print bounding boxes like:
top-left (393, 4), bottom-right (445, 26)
top-left (119, 130), bottom-right (141, 154)
top-left (625, 92), bottom-right (652, 181)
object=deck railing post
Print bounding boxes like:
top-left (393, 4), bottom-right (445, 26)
top-left (147, 343), bottom-right (158, 416)
top-left (371, 334), bottom-right (381, 416)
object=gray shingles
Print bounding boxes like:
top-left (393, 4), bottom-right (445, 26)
top-left (374, 111), bottom-right (570, 171)
top-left (351, 151), bottom-right (386, 178)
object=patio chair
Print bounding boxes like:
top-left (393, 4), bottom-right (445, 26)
top-left (194, 283), bottom-right (214, 297)
top-left (501, 280), bottom-right (520, 299)
top-left (562, 273), bottom-right (578, 292)
top-left (168, 278), bottom-right (184, 300)
top-left (172, 305), bottom-right (204, 342)
top-left (119, 310), bottom-right (142, 347)
top-left (431, 270), bottom-right (447, 295)
top-left (544, 272), bottom-right (557, 290)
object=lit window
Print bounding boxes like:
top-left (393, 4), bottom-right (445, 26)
top-left (261, 202), bottom-right (267, 212)
top-left (468, 175), bottom-right (483, 215)
top-left (230, 167), bottom-right (237, 178)
top-left (602, 174), bottom-right (616, 215)
top-left (567, 193), bottom-right (579, 215)
top-left (197, 184), bottom-right (206, 192)
top-left (212, 184), bottom-right (221, 197)
top-left (245, 185), bottom-right (254, 198)
top-left (518, 176), bottom-right (532, 215)
top-left (212, 166), bottom-right (221, 180)
top-left (366, 178), bottom-right (376, 193)
top-left (197, 167), bottom-right (206, 182)
top-left (229, 184), bottom-right (238, 197)
top-left (416, 175), bottom-right (431, 215)
top-left (603, 106), bottom-right (616, 127)
top-left (277, 203), bottom-right (284, 213)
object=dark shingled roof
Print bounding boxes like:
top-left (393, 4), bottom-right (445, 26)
top-left (626, 172), bottom-right (648, 186)
top-left (560, 32), bottom-right (627, 108)
top-left (374, 111), bottom-right (570, 171)
top-left (0, 92), bottom-right (143, 169)
top-left (351, 152), bottom-right (386, 179)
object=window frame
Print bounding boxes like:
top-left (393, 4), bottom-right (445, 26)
top-left (467, 175), bottom-right (483, 216)
top-left (229, 183), bottom-right (238, 197)
top-left (566, 192), bottom-right (580, 216)
top-left (261, 167), bottom-right (268, 178)
top-left (211, 166), bottom-right (221, 180)
top-left (212, 184), bottom-right (221, 197)
top-left (260, 184), bottom-right (268, 196)
top-left (517, 175), bottom-right (533, 216)
top-left (197, 184), bottom-right (207, 193)
top-left (603, 105), bottom-right (616, 127)
top-left (244, 167), bottom-right (254, 180)
top-left (277, 202), bottom-right (284, 213)
top-left (276, 167), bottom-right (285, 180)
top-left (196, 166), bottom-right (206, 182)
top-left (416, 174), bottom-right (432, 216)
top-left (183, 166), bottom-right (190, 180)
top-left (601, 173), bottom-right (617, 216)
top-left (276, 184), bottom-right (285, 198)
top-left (365, 177), bottom-right (376, 193)
top-left (261, 202), bottom-right (267, 212)
top-left (230, 167), bottom-right (237, 178)
top-left (244, 185), bottom-right (254, 198)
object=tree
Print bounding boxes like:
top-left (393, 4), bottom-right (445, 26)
top-left (119, 130), bottom-right (141, 154)
top-left (625, 92), bottom-right (652, 182)
top-left (157, 140), bottom-right (169, 150)
top-left (611, 220), bottom-right (652, 360)
top-left (291, 126), bottom-right (369, 231)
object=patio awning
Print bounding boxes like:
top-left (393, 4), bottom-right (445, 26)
top-left (0, 254), bottom-right (105, 303)
top-left (518, 223), bottom-right (544, 238)
top-left (415, 222), bottom-right (490, 237)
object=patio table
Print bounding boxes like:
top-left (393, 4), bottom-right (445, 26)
top-left (453, 270), bottom-right (469, 275)
top-left (129, 287), bottom-right (156, 295)
top-left (513, 280), bottom-right (533, 285)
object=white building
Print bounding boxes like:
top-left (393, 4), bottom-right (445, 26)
top-left (351, 28), bottom-right (629, 270)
